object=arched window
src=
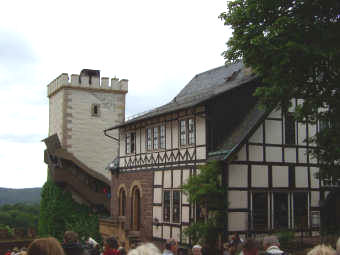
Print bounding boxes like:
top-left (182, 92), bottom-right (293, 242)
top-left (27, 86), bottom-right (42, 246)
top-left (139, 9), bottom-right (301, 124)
top-left (131, 186), bottom-right (141, 230)
top-left (119, 188), bottom-right (126, 216)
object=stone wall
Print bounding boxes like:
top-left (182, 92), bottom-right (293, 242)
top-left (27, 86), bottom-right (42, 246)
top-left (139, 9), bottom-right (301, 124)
top-left (47, 71), bottom-right (127, 180)
top-left (111, 170), bottom-right (154, 243)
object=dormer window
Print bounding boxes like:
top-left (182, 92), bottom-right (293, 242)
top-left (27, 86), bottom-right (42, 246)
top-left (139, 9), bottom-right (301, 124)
top-left (126, 132), bottom-right (136, 154)
top-left (91, 104), bottom-right (100, 117)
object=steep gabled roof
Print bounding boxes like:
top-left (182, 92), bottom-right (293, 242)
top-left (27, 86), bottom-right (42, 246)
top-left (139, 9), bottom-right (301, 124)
top-left (110, 61), bottom-right (256, 129)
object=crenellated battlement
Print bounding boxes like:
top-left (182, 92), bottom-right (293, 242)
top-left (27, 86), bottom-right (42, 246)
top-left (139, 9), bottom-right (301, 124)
top-left (47, 72), bottom-right (128, 97)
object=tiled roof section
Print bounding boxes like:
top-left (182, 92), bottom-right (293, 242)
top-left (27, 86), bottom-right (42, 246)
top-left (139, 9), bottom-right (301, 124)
top-left (113, 62), bottom-right (256, 128)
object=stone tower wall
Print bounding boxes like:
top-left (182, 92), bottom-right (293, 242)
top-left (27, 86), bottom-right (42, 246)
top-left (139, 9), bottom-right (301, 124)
top-left (47, 72), bottom-right (127, 180)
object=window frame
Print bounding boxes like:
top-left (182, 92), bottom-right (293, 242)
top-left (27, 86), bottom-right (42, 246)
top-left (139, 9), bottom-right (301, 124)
top-left (125, 131), bottom-right (136, 154)
top-left (179, 117), bottom-right (195, 147)
top-left (146, 124), bottom-right (166, 151)
top-left (91, 103), bottom-right (100, 117)
top-left (162, 189), bottom-right (181, 224)
top-left (119, 188), bottom-right (126, 216)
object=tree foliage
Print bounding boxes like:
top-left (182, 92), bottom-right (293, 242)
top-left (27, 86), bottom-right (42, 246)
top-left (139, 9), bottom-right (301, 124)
top-left (39, 180), bottom-right (102, 242)
top-left (220, 0), bottom-right (340, 178)
top-left (0, 203), bottom-right (40, 229)
top-left (182, 161), bottom-right (227, 253)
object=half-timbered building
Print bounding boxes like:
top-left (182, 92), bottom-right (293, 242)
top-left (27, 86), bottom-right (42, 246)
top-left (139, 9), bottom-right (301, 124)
top-left (104, 62), bottom-right (322, 249)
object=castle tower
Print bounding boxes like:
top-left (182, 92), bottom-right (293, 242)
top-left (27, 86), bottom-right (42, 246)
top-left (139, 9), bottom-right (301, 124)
top-left (47, 69), bottom-right (127, 181)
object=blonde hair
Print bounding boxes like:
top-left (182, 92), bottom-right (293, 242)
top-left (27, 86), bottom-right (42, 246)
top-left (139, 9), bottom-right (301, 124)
top-left (127, 243), bottom-right (161, 255)
top-left (307, 244), bottom-right (336, 255)
top-left (28, 237), bottom-right (65, 255)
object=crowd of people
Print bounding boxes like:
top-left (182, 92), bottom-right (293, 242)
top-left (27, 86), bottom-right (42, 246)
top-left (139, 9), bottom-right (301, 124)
top-left (223, 234), bottom-right (340, 255)
top-left (4, 231), bottom-right (340, 255)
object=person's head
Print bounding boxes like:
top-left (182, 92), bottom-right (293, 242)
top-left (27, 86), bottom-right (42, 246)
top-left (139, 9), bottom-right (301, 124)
top-left (336, 237), bottom-right (340, 255)
top-left (105, 237), bottom-right (118, 250)
top-left (165, 239), bottom-right (178, 253)
top-left (192, 244), bottom-right (202, 255)
top-left (243, 239), bottom-right (258, 255)
top-left (64, 231), bottom-right (79, 244)
top-left (262, 235), bottom-right (280, 250)
top-left (128, 243), bottom-right (161, 255)
top-left (27, 237), bottom-right (65, 255)
top-left (307, 245), bottom-right (336, 255)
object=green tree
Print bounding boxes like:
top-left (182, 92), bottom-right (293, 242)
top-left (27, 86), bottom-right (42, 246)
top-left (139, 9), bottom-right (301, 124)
top-left (39, 180), bottom-right (102, 242)
top-left (219, 1), bottom-right (340, 179)
top-left (182, 161), bottom-right (227, 253)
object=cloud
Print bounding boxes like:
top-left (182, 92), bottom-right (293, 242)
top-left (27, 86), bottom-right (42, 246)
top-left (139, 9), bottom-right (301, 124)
top-left (0, 134), bottom-right (44, 144)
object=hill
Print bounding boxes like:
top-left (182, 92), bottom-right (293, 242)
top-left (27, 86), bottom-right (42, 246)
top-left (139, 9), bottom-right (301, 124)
top-left (0, 187), bottom-right (41, 205)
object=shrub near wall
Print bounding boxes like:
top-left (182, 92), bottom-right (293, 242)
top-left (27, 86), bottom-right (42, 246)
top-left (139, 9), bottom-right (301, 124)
top-left (39, 180), bottom-right (101, 242)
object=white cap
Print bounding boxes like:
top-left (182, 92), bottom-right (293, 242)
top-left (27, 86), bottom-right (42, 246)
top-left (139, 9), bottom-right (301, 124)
top-left (192, 244), bottom-right (202, 250)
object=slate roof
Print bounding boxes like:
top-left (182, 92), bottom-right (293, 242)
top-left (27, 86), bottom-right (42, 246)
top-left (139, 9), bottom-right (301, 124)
top-left (110, 61), bottom-right (256, 129)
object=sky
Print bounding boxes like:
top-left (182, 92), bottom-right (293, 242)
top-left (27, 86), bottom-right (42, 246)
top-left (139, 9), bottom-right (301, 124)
top-left (0, 0), bottom-right (232, 188)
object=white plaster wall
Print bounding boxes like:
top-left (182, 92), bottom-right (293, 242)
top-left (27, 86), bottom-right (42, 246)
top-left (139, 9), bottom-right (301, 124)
top-left (266, 146), bottom-right (282, 162)
top-left (311, 191), bottom-right (319, 207)
top-left (173, 170), bottom-right (181, 188)
top-left (298, 148), bottom-right (308, 163)
top-left (49, 90), bottom-right (64, 142)
top-left (67, 89), bottom-right (124, 179)
top-left (182, 169), bottom-right (190, 185)
top-left (295, 166), bottom-right (308, 188)
top-left (153, 226), bottom-right (162, 238)
top-left (164, 171), bottom-right (171, 188)
top-left (228, 191), bottom-right (247, 208)
top-left (182, 192), bottom-right (189, 204)
top-left (310, 167), bottom-right (320, 188)
top-left (229, 164), bottom-right (247, 187)
top-left (196, 116), bottom-right (206, 146)
top-left (182, 206), bottom-right (190, 223)
top-left (153, 206), bottom-right (162, 220)
top-left (249, 124), bottom-right (263, 143)
top-left (153, 188), bottom-right (162, 203)
top-left (196, 147), bottom-right (206, 160)
top-left (272, 166), bottom-right (288, 187)
top-left (265, 120), bottom-right (282, 144)
top-left (268, 108), bottom-right (281, 119)
top-left (228, 212), bottom-right (248, 231)
top-left (285, 147), bottom-right (296, 163)
top-left (154, 171), bottom-right (162, 185)
top-left (297, 122), bottom-right (307, 145)
top-left (172, 227), bottom-right (181, 241)
top-left (163, 226), bottom-right (170, 239)
top-left (252, 165), bottom-right (268, 187)
top-left (249, 145), bottom-right (263, 161)
top-left (236, 146), bottom-right (247, 161)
